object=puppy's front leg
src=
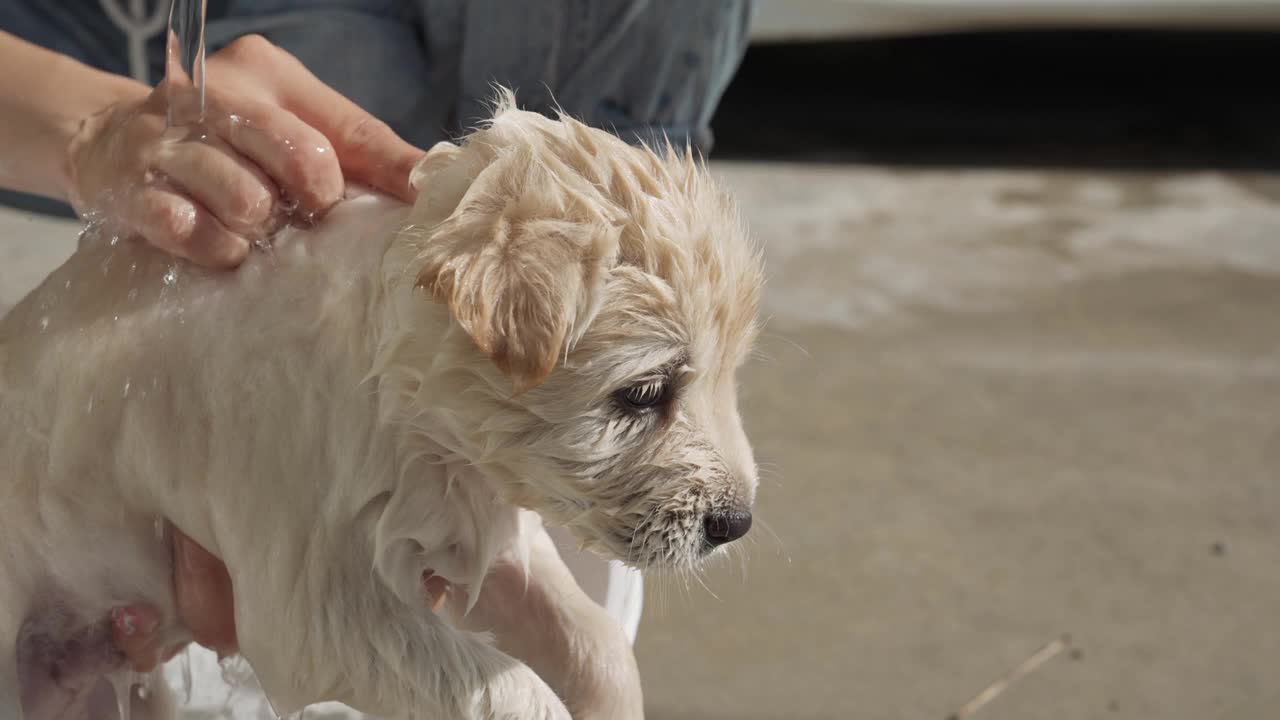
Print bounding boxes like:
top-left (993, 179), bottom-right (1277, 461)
top-left (358, 606), bottom-right (573, 720)
top-left (223, 541), bottom-right (569, 720)
top-left (450, 523), bottom-right (645, 720)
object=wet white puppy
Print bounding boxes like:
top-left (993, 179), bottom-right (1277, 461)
top-left (0, 95), bottom-right (763, 720)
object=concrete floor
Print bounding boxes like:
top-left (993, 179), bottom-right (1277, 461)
top-left (635, 164), bottom-right (1280, 720)
top-left (4, 164), bottom-right (1278, 719)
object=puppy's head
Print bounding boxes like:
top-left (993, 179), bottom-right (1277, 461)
top-left (399, 94), bottom-right (763, 570)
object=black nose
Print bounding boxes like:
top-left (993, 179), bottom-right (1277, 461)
top-left (703, 511), bottom-right (752, 547)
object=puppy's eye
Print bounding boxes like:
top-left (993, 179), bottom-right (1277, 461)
top-left (617, 381), bottom-right (668, 411)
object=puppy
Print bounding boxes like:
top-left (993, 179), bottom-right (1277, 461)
top-left (0, 93), bottom-right (763, 719)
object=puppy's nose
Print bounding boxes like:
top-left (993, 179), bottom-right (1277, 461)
top-left (703, 511), bottom-right (752, 547)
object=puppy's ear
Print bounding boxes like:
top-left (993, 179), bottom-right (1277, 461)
top-left (409, 141), bottom-right (455, 192)
top-left (415, 147), bottom-right (619, 393)
top-left (409, 141), bottom-right (489, 223)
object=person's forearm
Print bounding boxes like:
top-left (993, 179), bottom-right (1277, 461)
top-left (0, 30), bottom-right (148, 203)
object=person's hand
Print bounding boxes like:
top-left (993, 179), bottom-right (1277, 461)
top-left (66, 34), bottom-right (423, 268)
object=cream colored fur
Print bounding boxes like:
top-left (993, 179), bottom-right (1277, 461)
top-left (0, 96), bottom-right (762, 720)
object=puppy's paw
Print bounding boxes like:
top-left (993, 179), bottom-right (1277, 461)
top-left (483, 664), bottom-right (571, 720)
top-left (571, 678), bottom-right (644, 720)
top-left (574, 695), bottom-right (644, 720)
top-left (563, 619), bottom-right (644, 720)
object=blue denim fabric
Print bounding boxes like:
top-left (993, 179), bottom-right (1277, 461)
top-left (1, 0), bottom-right (754, 152)
top-left (1, 0), bottom-right (750, 214)
top-left (0, 0), bottom-right (133, 75)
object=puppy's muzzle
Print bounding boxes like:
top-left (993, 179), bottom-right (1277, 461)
top-left (703, 509), bottom-right (752, 548)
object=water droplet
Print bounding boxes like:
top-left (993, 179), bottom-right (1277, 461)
top-left (178, 648), bottom-right (193, 704)
top-left (263, 694), bottom-right (286, 716)
top-left (38, 316), bottom-right (49, 332)
top-left (163, 266), bottom-right (179, 286)
top-left (86, 394), bottom-right (95, 414)
top-left (127, 288), bottom-right (139, 303)
top-left (122, 378), bottom-right (132, 398)
top-left (219, 655), bottom-right (255, 687)
top-left (107, 671), bottom-right (139, 720)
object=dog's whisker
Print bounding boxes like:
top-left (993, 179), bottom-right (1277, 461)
top-left (689, 563), bottom-right (720, 601)
top-left (632, 500), bottom-right (673, 569)
top-left (684, 562), bottom-right (700, 603)
top-left (676, 566), bottom-right (692, 605)
top-left (762, 330), bottom-right (813, 361)
top-left (748, 347), bottom-right (778, 365)
top-left (652, 569), bottom-right (671, 618)
top-left (756, 463), bottom-right (785, 486)
top-left (754, 518), bottom-right (791, 563)
top-left (758, 473), bottom-right (786, 491)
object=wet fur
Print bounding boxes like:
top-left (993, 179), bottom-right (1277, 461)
top-left (0, 96), bottom-right (762, 719)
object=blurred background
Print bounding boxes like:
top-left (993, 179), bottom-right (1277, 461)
top-left (633, 3), bottom-right (1280, 720)
top-left (3, 1), bottom-right (1279, 719)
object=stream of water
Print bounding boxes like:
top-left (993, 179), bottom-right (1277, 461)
top-left (164, 0), bottom-right (207, 128)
